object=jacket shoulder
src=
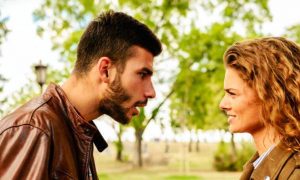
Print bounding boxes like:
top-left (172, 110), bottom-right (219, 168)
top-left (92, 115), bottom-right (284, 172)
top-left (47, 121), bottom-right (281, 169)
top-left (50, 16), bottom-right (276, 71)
top-left (294, 152), bottom-right (300, 166)
top-left (286, 152), bottom-right (300, 179)
top-left (278, 151), bottom-right (300, 179)
top-left (0, 96), bottom-right (54, 135)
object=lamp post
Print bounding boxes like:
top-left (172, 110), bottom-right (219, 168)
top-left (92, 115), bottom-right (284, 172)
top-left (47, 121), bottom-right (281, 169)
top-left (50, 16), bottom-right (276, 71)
top-left (34, 60), bottom-right (47, 94)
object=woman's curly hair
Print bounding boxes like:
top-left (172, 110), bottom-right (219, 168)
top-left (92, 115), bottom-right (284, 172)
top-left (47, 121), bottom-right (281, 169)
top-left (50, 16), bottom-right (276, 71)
top-left (224, 37), bottom-right (300, 152)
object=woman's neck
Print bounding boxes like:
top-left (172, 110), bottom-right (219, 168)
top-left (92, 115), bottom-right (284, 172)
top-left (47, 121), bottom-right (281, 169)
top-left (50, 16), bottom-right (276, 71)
top-left (251, 126), bottom-right (280, 155)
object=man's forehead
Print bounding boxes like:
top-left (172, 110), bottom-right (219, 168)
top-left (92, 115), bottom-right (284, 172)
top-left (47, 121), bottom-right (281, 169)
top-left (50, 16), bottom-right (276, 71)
top-left (124, 56), bottom-right (154, 69)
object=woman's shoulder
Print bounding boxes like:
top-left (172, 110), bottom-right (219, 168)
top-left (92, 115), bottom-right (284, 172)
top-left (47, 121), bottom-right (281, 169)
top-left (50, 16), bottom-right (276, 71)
top-left (249, 142), bottom-right (299, 180)
top-left (277, 150), bottom-right (300, 179)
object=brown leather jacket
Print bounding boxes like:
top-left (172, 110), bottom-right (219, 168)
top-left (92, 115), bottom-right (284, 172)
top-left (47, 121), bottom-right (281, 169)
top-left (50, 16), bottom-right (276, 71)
top-left (240, 141), bottom-right (300, 180)
top-left (0, 83), bottom-right (107, 180)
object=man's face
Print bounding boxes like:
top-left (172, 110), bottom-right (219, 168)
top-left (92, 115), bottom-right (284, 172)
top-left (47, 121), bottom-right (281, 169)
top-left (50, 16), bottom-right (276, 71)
top-left (99, 46), bottom-right (156, 124)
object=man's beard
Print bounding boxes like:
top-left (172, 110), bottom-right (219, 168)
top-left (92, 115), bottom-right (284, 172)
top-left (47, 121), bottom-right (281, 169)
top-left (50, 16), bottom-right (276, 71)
top-left (98, 74), bottom-right (132, 124)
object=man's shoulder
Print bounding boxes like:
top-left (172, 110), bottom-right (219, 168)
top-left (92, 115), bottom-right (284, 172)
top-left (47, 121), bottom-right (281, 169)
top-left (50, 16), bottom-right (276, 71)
top-left (0, 95), bottom-right (57, 135)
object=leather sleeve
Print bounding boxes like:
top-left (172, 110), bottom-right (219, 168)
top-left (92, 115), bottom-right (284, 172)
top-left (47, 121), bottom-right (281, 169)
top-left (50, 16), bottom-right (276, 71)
top-left (0, 125), bottom-right (51, 179)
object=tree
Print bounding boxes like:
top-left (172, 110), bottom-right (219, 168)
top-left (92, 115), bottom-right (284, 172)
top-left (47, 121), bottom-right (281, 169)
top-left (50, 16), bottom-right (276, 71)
top-left (168, 0), bottom-right (271, 169)
top-left (32, 0), bottom-right (272, 168)
top-left (170, 0), bottom-right (271, 147)
top-left (111, 122), bottom-right (125, 161)
top-left (33, 0), bottom-right (190, 167)
top-left (285, 25), bottom-right (300, 43)
top-left (132, 90), bottom-right (173, 166)
top-left (0, 11), bottom-right (10, 117)
top-left (0, 12), bottom-right (9, 45)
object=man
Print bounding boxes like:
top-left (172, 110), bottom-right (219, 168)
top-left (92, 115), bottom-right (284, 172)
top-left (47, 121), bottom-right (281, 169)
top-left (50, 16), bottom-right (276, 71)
top-left (0, 11), bottom-right (162, 179)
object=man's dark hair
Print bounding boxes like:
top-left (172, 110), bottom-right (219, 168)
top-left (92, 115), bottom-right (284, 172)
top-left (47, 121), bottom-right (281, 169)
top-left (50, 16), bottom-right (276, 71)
top-left (74, 10), bottom-right (162, 75)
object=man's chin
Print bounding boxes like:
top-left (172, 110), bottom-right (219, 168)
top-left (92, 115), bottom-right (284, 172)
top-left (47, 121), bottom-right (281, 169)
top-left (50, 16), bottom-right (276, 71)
top-left (113, 115), bottom-right (130, 125)
top-left (121, 114), bottom-right (134, 125)
top-left (119, 119), bottom-right (130, 125)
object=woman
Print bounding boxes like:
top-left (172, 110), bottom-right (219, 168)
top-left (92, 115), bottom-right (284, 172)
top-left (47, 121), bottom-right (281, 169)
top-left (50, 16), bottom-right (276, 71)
top-left (219, 37), bottom-right (300, 179)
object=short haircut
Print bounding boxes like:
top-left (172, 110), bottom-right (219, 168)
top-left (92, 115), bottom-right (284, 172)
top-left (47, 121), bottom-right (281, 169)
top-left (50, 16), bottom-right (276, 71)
top-left (74, 10), bottom-right (162, 75)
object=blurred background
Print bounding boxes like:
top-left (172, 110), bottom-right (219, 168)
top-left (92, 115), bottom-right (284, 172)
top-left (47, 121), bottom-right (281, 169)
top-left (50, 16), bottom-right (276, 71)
top-left (1, 0), bottom-right (300, 179)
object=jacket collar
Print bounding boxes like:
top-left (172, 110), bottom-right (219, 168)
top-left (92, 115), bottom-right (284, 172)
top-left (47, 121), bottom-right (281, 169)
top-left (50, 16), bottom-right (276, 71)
top-left (240, 152), bottom-right (257, 180)
top-left (44, 83), bottom-right (108, 152)
top-left (240, 141), bottom-right (294, 180)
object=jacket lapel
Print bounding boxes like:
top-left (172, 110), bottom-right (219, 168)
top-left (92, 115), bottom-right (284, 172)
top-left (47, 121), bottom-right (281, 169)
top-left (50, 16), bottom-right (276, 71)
top-left (251, 142), bottom-right (294, 179)
top-left (243, 142), bottom-right (294, 180)
top-left (240, 152), bottom-right (258, 180)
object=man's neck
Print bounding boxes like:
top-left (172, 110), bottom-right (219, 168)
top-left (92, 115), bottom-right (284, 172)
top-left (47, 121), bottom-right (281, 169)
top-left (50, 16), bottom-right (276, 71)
top-left (61, 75), bottom-right (103, 121)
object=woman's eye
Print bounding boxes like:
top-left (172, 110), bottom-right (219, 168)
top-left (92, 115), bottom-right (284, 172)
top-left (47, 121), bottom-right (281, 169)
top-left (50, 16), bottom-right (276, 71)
top-left (227, 91), bottom-right (236, 96)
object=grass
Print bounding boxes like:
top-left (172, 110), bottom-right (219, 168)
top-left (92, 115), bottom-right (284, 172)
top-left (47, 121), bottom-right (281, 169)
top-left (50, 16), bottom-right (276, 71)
top-left (94, 141), bottom-right (242, 180)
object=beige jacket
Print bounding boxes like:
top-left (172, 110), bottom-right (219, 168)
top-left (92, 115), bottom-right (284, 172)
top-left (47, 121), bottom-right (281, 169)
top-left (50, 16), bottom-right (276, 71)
top-left (240, 141), bottom-right (300, 180)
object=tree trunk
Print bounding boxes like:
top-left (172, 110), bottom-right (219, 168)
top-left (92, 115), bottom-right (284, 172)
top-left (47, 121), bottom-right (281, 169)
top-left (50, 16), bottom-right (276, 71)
top-left (230, 133), bottom-right (237, 161)
top-left (135, 129), bottom-right (143, 167)
top-left (116, 146), bottom-right (122, 161)
top-left (115, 126), bottom-right (123, 161)
top-left (196, 133), bottom-right (200, 152)
top-left (230, 133), bottom-right (237, 154)
top-left (188, 136), bottom-right (193, 153)
top-left (188, 129), bottom-right (193, 152)
top-left (165, 140), bottom-right (169, 153)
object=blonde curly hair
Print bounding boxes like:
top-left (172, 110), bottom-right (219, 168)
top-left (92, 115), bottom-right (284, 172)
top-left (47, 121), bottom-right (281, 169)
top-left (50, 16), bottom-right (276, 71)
top-left (224, 37), bottom-right (300, 151)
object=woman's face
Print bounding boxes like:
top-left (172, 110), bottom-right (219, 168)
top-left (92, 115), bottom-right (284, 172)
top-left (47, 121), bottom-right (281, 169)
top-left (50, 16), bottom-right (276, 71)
top-left (219, 67), bottom-right (264, 134)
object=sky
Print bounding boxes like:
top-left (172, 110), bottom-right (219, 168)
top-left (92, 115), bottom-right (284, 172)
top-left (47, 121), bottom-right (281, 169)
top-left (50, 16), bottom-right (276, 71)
top-left (1, 0), bottom-right (300, 142)
top-left (0, 0), bottom-right (59, 97)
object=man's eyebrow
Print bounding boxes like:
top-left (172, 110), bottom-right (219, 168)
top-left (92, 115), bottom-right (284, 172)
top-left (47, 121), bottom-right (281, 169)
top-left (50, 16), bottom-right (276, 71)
top-left (141, 67), bottom-right (153, 75)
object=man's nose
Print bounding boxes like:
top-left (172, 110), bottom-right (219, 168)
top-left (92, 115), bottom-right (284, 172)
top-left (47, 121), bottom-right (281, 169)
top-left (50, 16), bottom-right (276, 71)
top-left (145, 82), bottom-right (156, 99)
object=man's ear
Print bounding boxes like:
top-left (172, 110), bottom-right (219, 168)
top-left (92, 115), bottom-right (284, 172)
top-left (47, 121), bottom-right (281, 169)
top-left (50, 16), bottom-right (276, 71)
top-left (97, 57), bottom-right (112, 83)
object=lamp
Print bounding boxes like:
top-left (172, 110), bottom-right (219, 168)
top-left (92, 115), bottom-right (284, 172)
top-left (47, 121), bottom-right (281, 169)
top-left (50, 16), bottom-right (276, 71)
top-left (34, 60), bottom-right (47, 93)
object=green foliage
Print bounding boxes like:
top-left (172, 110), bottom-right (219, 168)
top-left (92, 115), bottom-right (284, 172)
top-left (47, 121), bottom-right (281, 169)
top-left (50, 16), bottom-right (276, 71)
top-left (33, 0), bottom-right (191, 77)
top-left (213, 141), bottom-right (255, 171)
top-left (32, 0), bottom-right (272, 167)
top-left (285, 25), bottom-right (300, 44)
top-left (0, 12), bottom-right (9, 45)
top-left (132, 108), bottom-right (146, 131)
top-left (170, 23), bottom-right (240, 130)
top-left (113, 124), bottom-right (125, 161)
top-left (170, 0), bottom-right (271, 132)
top-left (33, 0), bottom-right (112, 77)
top-left (0, 75), bottom-right (7, 117)
top-left (113, 137), bottom-right (123, 151)
top-left (4, 80), bottom-right (40, 115)
top-left (33, 0), bottom-right (192, 167)
top-left (2, 64), bottom-right (55, 116)
top-left (32, 0), bottom-right (274, 133)
top-left (0, 11), bottom-right (10, 117)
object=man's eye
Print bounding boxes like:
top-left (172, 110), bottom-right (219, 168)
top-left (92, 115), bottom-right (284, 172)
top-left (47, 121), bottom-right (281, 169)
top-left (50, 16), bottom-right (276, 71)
top-left (139, 72), bottom-right (147, 78)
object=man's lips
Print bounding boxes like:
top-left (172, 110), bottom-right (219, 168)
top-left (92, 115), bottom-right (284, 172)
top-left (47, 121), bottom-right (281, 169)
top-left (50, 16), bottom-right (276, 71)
top-left (134, 99), bottom-right (148, 107)
top-left (132, 100), bottom-right (148, 116)
top-left (126, 99), bottom-right (148, 117)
